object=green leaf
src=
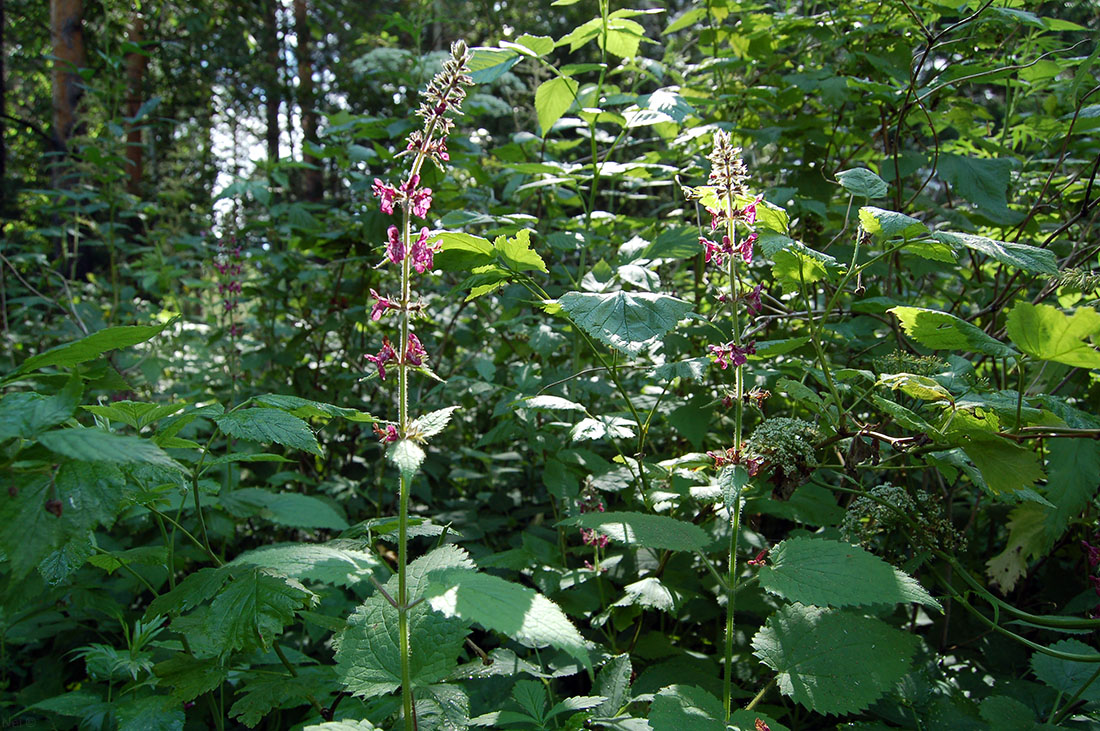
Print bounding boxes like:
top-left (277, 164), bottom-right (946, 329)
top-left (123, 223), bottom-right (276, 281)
top-left (411, 406), bottom-right (460, 442)
top-left (146, 567), bottom-right (232, 618)
top-left (206, 568), bottom-right (316, 655)
top-left (1005, 303), bottom-right (1100, 368)
top-left (230, 541), bottom-right (384, 587)
top-left (648, 685), bottom-right (724, 731)
top-left (938, 154), bottom-right (1023, 224)
top-left (757, 536), bottom-right (940, 610)
top-left (961, 435), bottom-right (1045, 496)
top-left (220, 488), bottom-right (349, 530)
top-left (424, 568), bottom-right (590, 671)
top-left (468, 47), bottom-right (521, 84)
top-left (0, 473), bottom-right (76, 577)
top-left (1041, 438), bottom-right (1100, 539)
top-left (514, 33), bottom-right (554, 57)
top-left (931, 231), bottom-right (1057, 275)
top-left (877, 372), bottom-right (954, 403)
top-left (82, 401), bottom-right (186, 431)
top-left (752, 604), bottom-right (919, 715)
top-left (858, 206), bottom-right (929, 239)
top-left (39, 428), bottom-right (181, 469)
top-left (612, 577), bottom-right (679, 611)
top-left (653, 357), bottom-right (710, 381)
top-left (558, 291), bottom-right (694, 355)
top-left (523, 395), bottom-right (586, 412)
top-left (595, 654), bottom-right (633, 716)
top-left (836, 168), bottom-right (888, 199)
top-left (154, 654), bottom-right (230, 702)
top-left (979, 696), bottom-right (1038, 731)
top-left (0, 376), bottom-right (82, 439)
top-left (336, 591), bottom-right (469, 698)
top-left (229, 666), bottom-right (336, 727)
top-left (115, 695), bottom-right (185, 731)
top-left (557, 511), bottom-right (709, 552)
top-left (215, 408), bottom-right (322, 455)
top-left (252, 393), bottom-right (375, 422)
top-left (433, 232), bottom-right (495, 271)
top-left (535, 76), bottom-right (579, 134)
top-left (495, 229), bottom-right (547, 273)
top-left (9, 320), bottom-right (171, 378)
top-left (986, 504), bottom-right (1047, 592)
top-left (889, 306), bottom-right (1017, 357)
top-left (763, 234), bottom-right (838, 293)
top-left (1031, 639), bottom-right (1100, 701)
top-left (389, 439), bottom-right (426, 482)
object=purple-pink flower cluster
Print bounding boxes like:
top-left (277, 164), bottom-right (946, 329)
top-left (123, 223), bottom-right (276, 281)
top-left (212, 237), bottom-right (244, 338)
top-left (709, 340), bottom-right (757, 369)
top-left (373, 174), bottom-right (433, 219)
top-left (364, 333), bottom-right (431, 381)
top-left (580, 494), bottom-right (610, 549)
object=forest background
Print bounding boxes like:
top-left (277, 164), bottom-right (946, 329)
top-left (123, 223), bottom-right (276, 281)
top-left (2, 0), bottom-right (1100, 729)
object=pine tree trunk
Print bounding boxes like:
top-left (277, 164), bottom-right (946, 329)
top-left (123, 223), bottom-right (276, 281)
top-left (264, 0), bottom-right (281, 165)
top-left (294, 0), bottom-right (321, 201)
top-left (124, 13), bottom-right (147, 195)
top-left (50, 0), bottom-right (85, 159)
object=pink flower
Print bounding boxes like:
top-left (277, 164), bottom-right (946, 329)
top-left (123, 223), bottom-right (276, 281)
top-left (410, 228), bottom-right (438, 273)
top-left (410, 187), bottom-right (433, 218)
top-left (386, 225), bottom-right (405, 265)
top-left (744, 283), bottom-right (763, 316)
top-left (372, 178), bottom-right (398, 215)
top-left (365, 337), bottom-right (397, 380)
top-left (740, 231), bottom-right (758, 263)
top-left (369, 289), bottom-right (397, 321)
top-left (373, 423), bottom-right (399, 443)
top-left (708, 340), bottom-right (756, 369)
top-left (404, 332), bottom-right (427, 366)
top-left (1083, 540), bottom-right (1100, 569)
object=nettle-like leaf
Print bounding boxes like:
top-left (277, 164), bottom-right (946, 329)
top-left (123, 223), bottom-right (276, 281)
top-left (82, 401), bottom-right (186, 431)
top-left (154, 654), bottom-right (229, 702)
top-left (206, 568), bottom-right (317, 655)
top-left (558, 511), bottom-right (709, 552)
top-left (558, 291), bottom-right (694, 356)
top-left (757, 536), bottom-right (940, 610)
top-left (0, 375), bottom-right (82, 440)
top-left (835, 168), bottom-right (888, 198)
top-left (535, 76), bottom-right (579, 133)
top-left (410, 406), bottom-right (460, 443)
top-left (1005, 302), bottom-right (1100, 368)
top-left (424, 568), bottom-right (591, 672)
top-left (7, 320), bottom-right (172, 380)
top-left (252, 393), bottom-right (375, 422)
top-left (648, 685), bottom-right (724, 731)
top-left (219, 488), bottom-right (349, 530)
top-left (389, 439), bottom-right (426, 481)
top-left (759, 233), bottom-right (840, 293)
top-left (931, 231), bottom-right (1057, 274)
top-left (1031, 639), bottom-right (1100, 701)
top-left (496, 229), bottom-right (547, 273)
top-left (889, 306), bottom-right (1017, 357)
top-left (858, 206), bottom-right (929, 239)
top-left (230, 541), bottom-right (384, 587)
top-left (145, 567), bottom-right (232, 619)
top-left (416, 683), bottom-right (472, 731)
top-left (215, 408), bottom-right (322, 455)
top-left (39, 428), bottom-right (182, 470)
top-left (595, 654), bottom-right (633, 717)
top-left (230, 666), bottom-right (337, 727)
top-left (751, 604), bottom-right (919, 715)
top-left (336, 595), bottom-right (469, 698)
top-left (960, 434), bottom-right (1045, 497)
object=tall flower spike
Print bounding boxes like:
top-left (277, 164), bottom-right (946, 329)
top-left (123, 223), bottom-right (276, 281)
top-left (707, 130), bottom-right (749, 201)
top-left (417, 40), bottom-right (474, 135)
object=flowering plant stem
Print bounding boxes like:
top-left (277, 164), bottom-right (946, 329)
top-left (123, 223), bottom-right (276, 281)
top-left (723, 189), bottom-right (743, 723)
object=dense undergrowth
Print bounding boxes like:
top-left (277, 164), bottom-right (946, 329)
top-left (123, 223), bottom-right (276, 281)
top-left (2, 1), bottom-right (1100, 729)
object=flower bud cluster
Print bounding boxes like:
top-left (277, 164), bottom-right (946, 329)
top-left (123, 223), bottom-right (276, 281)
top-left (416, 40), bottom-right (474, 137)
top-left (709, 340), bottom-right (756, 369)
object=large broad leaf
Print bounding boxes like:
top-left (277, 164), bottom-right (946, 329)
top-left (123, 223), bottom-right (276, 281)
top-left (1041, 438), bottom-right (1100, 538)
top-left (558, 291), bottom-right (694, 355)
top-left (558, 511), bottom-right (709, 552)
top-left (389, 439), bottom-right (426, 481)
top-left (252, 393), bottom-right (375, 422)
top-left (229, 666), bottom-right (336, 727)
top-left (961, 434), bottom-right (1045, 497)
top-left (757, 536), bottom-right (940, 610)
top-left (114, 695), bottom-right (185, 731)
top-left (836, 168), bottom-right (888, 199)
top-left (595, 654), bottom-right (633, 716)
top-left (1005, 302), bottom-right (1100, 368)
top-left (752, 604), bottom-right (919, 715)
top-left (336, 589), bottom-right (469, 698)
top-left (220, 488), bottom-right (349, 530)
top-left (858, 206), bottom-right (928, 239)
top-left (986, 504), bottom-right (1047, 592)
top-left (937, 154), bottom-right (1023, 224)
top-left (889, 306), bottom-right (1017, 357)
top-left (9, 320), bottom-right (171, 379)
top-left (648, 685), bottom-right (724, 731)
top-left (39, 428), bottom-right (181, 469)
top-left (760, 233), bottom-right (839, 293)
top-left (146, 567), bottom-right (232, 618)
top-left (154, 654), bottom-right (230, 702)
top-left (495, 229), bottom-right (547, 273)
top-left (205, 568), bottom-right (316, 655)
top-left (932, 231), bottom-right (1057, 274)
top-left (535, 76), bottom-right (579, 134)
top-left (433, 232), bottom-right (495, 271)
top-left (0, 375), bottom-right (82, 439)
top-left (215, 409), bottom-right (322, 456)
top-left (1031, 639), bottom-right (1100, 701)
top-left (230, 542), bottom-right (384, 587)
top-left (424, 568), bottom-right (590, 671)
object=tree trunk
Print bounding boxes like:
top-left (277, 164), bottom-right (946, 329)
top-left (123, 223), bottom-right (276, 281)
top-left (264, 0), bottom-right (281, 165)
top-left (50, 0), bottom-right (85, 159)
top-left (124, 13), bottom-right (147, 195)
top-left (294, 0), bottom-right (321, 201)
